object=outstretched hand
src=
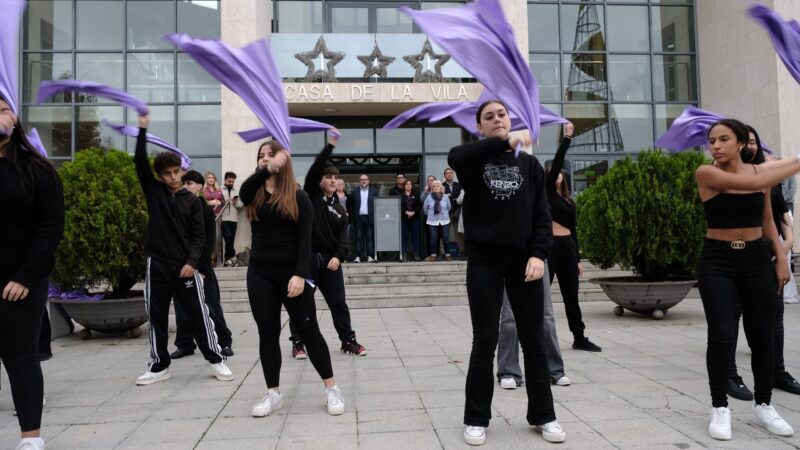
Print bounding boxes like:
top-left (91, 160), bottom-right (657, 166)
top-left (138, 114), bottom-right (150, 129)
top-left (328, 128), bottom-right (340, 147)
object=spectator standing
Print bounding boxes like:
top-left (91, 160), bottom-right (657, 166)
top-left (423, 180), bottom-right (452, 261)
top-left (203, 172), bottom-right (224, 216)
top-left (348, 174), bottom-right (377, 263)
top-left (401, 180), bottom-right (422, 261)
top-left (221, 172), bottom-right (244, 266)
top-left (443, 167), bottom-right (463, 256)
top-left (389, 173), bottom-right (406, 197)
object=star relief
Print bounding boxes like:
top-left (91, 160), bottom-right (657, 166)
top-left (403, 39), bottom-right (451, 83)
top-left (294, 36), bottom-right (345, 82)
top-left (357, 44), bottom-right (396, 79)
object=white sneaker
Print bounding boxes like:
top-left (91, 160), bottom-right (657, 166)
top-left (535, 421), bottom-right (566, 443)
top-left (464, 426), bottom-right (486, 446)
top-left (326, 385), bottom-right (345, 415)
top-left (353, 257), bottom-right (361, 263)
top-left (15, 437), bottom-right (44, 450)
top-left (252, 390), bottom-right (283, 417)
top-left (367, 256), bottom-right (375, 263)
top-left (500, 377), bottom-right (517, 390)
top-left (209, 362), bottom-right (234, 381)
top-left (136, 368), bottom-right (170, 385)
top-left (753, 403), bottom-right (794, 436)
top-left (555, 376), bottom-right (572, 386)
top-left (709, 407), bottom-right (731, 440)
top-left (785, 297), bottom-right (799, 304)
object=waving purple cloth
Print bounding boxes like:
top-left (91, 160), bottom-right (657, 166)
top-left (654, 106), bottom-right (723, 152)
top-left (101, 120), bottom-right (192, 170)
top-left (37, 80), bottom-right (149, 115)
top-left (749, 4), bottom-right (800, 84)
top-left (165, 33), bottom-right (292, 150)
top-left (237, 117), bottom-right (341, 143)
top-left (401, 0), bottom-right (541, 143)
top-left (0, 0), bottom-right (25, 115)
top-left (27, 128), bottom-right (48, 158)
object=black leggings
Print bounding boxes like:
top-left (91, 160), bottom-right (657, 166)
top-left (698, 239), bottom-right (777, 407)
top-left (0, 276), bottom-right (47, 432)
top-left (727, 293), bottom-right (785, 378)
top-left (290, 252), bottom-right (354, 342)
top-left (463, 244), bottom-right (555, 427)
top-left (547, 236), bottom-right (586, 340)
top-left (247, 261), bottom-right (333, 388)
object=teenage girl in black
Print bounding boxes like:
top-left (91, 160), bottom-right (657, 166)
top-left (545, 121), bottom-right (601, 352)
top-left (239, 140), bottom-right (344, 418)
top-left (0, 96), bottom-right (64, 450)
top-left (448, 100), bottom-right (564, 446)
top-left (696, 119), bottom-right (800, 441)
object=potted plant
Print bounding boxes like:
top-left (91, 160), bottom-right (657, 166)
top-left (577, 150), bottom-right (707, 319)
top-left (49, 147), bottom-right (150, 338)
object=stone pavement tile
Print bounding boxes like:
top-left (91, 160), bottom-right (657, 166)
top-left (418, 389), bottom-right (465, 409)
top-left (43, 390), bottom-right (120, 408)
top-left (500, 402), bottom-right (581, 425)
top-left (560, 397), bottom-right (644, 423)
top-left (401, 355), bottom-right (459, 368)
top-left (352, 391), bottom-right (423, 412)
top-left (426, 407), bottom-right (466, 430)
top-left (571, 367), bottom-right (653, 385)
top-left (282, 412), bottom-right (357, 437)
top-left (117, 443), bottom-right (195, 450)
top-left (659, 413), bottom-right (795, 449)
top-left (357, 409), bottom-right (433, 434)
top-left (219, 396), bottom-right (285, 419)
top-left (353, 367), bottom-right (413, 382)
top-left (357, 430), bottom-right (441, 450)
top-left (355, 377), bottom-right (415, 394)
top-left (196, 437), bottom-right (278, 450)
top-left (406, 363), bottom-right (464, 379)
top-left (203, 417), bottom-right (285, 440)
top-left (623, 393), bottom-right (709, 418)
top-left (411, 375), bottom-right (465, 391)
top-left (277, 433), bottom-right (358, 449)
top-left (648, 379), bottom-right (709, 399)
top-left (86, 403), bottom-right (158, 424)
top-left (47, 421), bottom-right (139, 448)
top-left (0, 425), bottom-right (67, 447)
top-left (350, 357), bottom-right (405, 369)
top-left (119, 417), bottom-right (212, 446)
top-left (588, 417), bottom-right (698, 448)
top-left (150, 399), bottom-right (228, 420)
top-left (542, 382), bottom-right (616, 402)
top-left (603, 379), bottom-right (678, 398)
top-left (169, 383), bottom-right (239, 402)
top-left (635, 365), bottom-right (707, 382)
top-left (40, 406), bottom-right (95, 426)
top-left (109, 385), bottom-right (182, 406)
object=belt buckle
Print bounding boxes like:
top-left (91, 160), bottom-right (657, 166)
top-left (730, 239), bottom-right (746, 250)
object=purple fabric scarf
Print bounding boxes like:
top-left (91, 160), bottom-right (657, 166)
top-left (237, 117), bottom-right (341, 143)
top-left (27, 128), bottom-right (48, 158)
top-left (101, 120), bottom-right (192, 170)
top-left (165, 33), bottom-right (292, 150)
top-left (748, 4), bottom-right (800, 84)
top-left (37, 80), bottom-right (149, 115)
top-left (653, 106), bottom-right (724, 152)
top-left (401, 0), bottom-right (541, 145)
top-left (0, 0), bottom-right (25, 115)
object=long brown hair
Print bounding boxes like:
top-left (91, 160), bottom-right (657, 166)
top-left (547, 166), bottom-right (573, 204)
top-left (246, 140), bottom-right (299, 222)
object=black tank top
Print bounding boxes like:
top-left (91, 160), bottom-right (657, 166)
top-left (702, 192), bottom-right (764, 229)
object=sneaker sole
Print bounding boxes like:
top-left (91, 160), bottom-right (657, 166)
top-left (252, 405), bottom-right (281, 417)
top-left (555, 381), bottom-right (571, 386)
top-left (500, 385), bottom-right (517, 390)
top-left (327, 405), bottom-right (345, 415)
top-left (536, 429), bottom-right (566, 443)
top-left (341, 349), bottom-right (368, 356)
top-left (293, 354), bottom-right (307, 360)
top-left (214, 373), bottom-right (235, 381)
top-left (136, 373), bottom-right (171, 386)
top-left (464, 432), bottom-right (486, 446)
top-left (709, 428), bottom-right (732, 440)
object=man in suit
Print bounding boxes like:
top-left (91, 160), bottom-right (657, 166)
top-left (348, 174), bottom-right (377, 263)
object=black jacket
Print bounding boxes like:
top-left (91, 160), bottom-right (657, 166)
top-left (199, 197), bottom-right (216, 276)
top-left (401, 192), bottom-right (422, 223)
top-left (304, 144), bottom-right (349, 262)
top-left (134, 128), bottom-right (204, 269)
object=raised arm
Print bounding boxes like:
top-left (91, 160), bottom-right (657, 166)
top-left (303, 143), bottom-right (334, 199)
top-left (239, 168), bottom-right (273, 206)
top-left (133, 115), bottom-right (156, 195)
top-left (695, 157), bottom-right (800, 193)
top-left (448, 137), bottom-right (510, 187)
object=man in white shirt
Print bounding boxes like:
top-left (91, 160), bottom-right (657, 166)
top-left (347, 174), bottom-right (376, 263)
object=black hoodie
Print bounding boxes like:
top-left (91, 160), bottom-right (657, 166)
top-left (134, 128), bottom-right (204, 269)
top-left (304, 144), bottom-right (349, 263)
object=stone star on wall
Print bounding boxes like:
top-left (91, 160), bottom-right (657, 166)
top-left (357, 44), bottom-right (396, 79)
top-left (403, 39), bottom-right (451, 83)
top-left (294, 36), bottom-right (345, 82)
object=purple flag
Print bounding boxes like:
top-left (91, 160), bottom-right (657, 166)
top-left (27, 127), bottom-right (48, 158)
top-left (237, 117), bottom-right (341, 143)
top-left (165, 33), bottom-right (292, 150)
top-left (37, 80), bottom-right (149, 115)
top-left (401, 0), bottom-right (541, 144)
top-left (101, 120), bottom-right (192, 170)
top-left (654, 106), bottom-right (723, 152)
top-left (748, 4), bottom-right (800, 84)
top-left (0, 0), bottom-right (25, 115)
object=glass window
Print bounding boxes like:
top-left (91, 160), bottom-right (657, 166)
top-left (655, 104), bottom-right (691, 139)
top-left (377, 128), bottom-right (422, 154)
top-left (76, 53), bottom-right (124, 93)
top-left (77, 105), bottom-right (125, 151)
top-left (422, 2), bottom-right (464, 10)
top-left (606, 5), bottom-right (649, 52)
top-left (286, 131), bottom-right (325, 155)
top-left (23, 106), bottom-right (72, 157)
top-left (187, 158), bottom-right (221, 180)
top-left (563, 53), bottom-right (607, 101)
top-left (573, 159), bottom-right (609, 194)
top-left (177, 54), bottom-right (220, 102)
top-left (528, 4), bottom-right (559, 52)
top-left (610, 104), bottom-right (653, 153)
top-left (127, 53), bottom-right (175, 103)
top-left (25, 0), bottom-right (73, 50)
top-left (538, 104), bottom-right (563, 151)
top-left (127, 105), bottom-right (175, 149)
top-left (178, 0), bottom-right (221, 39)
top-left (423, 154), bottom-right (451, 183)
top-left (560, 2), bottom-right (605, 52)
top-left (127, 1), bottom-right (175, 50)
top-left (563, 103), bottom-right (609, 152)
top-left (652, 6), bottom-right (694, 52)
top-left (331, 7), bottom-right (369, 33)
top-left (178, 105), bottom-right (221, 156)
top-left (336, 129), bottom-right (373, 154)
top-left (377, 8), bottom-right (414, 34)
top-left (277, 1), bottom-right (323, 33)
top-left (24, 53), bottom-right (73, 103)
top-left (77, 0), bottom-right (123, 49)
top-left (608, 54), bottom-right (651, 102)
top-left (291, 157), bottom-right (314, 188)
top-left (530, 53), bottom-right (561, 102)
top-left (653, 54), bottom-right (696, 102)
top-left (424, 128), bottom-right (462, 153)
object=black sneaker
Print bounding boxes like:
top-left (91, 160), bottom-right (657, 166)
top-left (572, 337), bottom-right (602, 352)
top-left (727, 376), bottom-right (754, 401)
top-left (775, 371), bottom-right (800, 395)
top-left (292, 341), bottom-right (307, 360)
top-left (170, 347), bottom-right (195, 359)
top-left (221, 346), bottom-right (234, 357)
top-left (38, 352), bottom-right (53, 362)
top-left (341, 336), bottom-right (368, 356)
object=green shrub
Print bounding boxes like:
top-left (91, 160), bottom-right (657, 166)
top-left (52, 148), bottom-right (148, 297)
top-left (576, 150), bottom-right (707, 281)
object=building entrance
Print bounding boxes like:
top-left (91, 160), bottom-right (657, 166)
top-left (333, 154), bottom-right (422, 196)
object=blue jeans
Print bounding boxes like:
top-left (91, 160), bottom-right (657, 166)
top-left (427, 223), bottom-right (450, 257)
top-left (402, 219), bottom-right (421, 256)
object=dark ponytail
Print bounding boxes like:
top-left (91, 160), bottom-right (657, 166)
top-left (0, 95), bottom-right (57, 189)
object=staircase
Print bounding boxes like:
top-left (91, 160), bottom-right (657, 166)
top-left (216, 261), bottom-right (673, 313)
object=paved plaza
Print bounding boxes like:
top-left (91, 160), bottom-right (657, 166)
top-left (3, 298), bottom-right (800, 449)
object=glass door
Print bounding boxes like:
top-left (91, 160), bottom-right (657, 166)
top-left (327, 2), bottom-right (416, 34)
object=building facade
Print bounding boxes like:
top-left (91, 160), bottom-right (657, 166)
top-left (19, 0), bottom-right (800, 249)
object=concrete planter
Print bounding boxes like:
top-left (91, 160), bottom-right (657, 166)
top-left (49, 295), bottom-right (148, 339)
top-left (589, 276), bottom-right (697, 320)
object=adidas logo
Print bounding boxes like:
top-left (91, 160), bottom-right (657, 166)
top-left (184, 279), bottom-right (194, 288)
